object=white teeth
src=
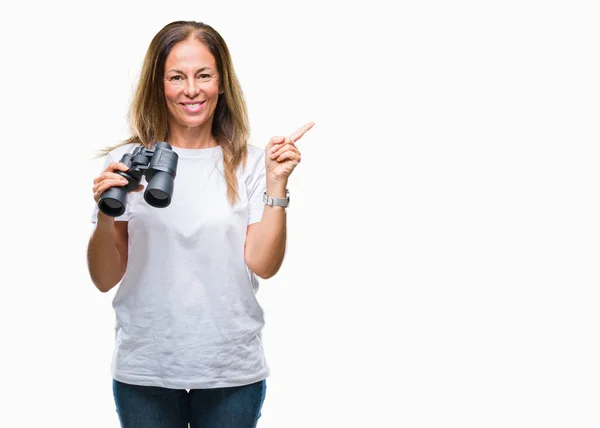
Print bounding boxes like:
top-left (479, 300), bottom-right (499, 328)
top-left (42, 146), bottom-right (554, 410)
top-left (185, 103), bottom-right (200, 108)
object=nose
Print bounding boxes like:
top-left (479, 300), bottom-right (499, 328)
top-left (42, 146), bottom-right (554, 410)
top-left (183, 78), bottom-right (200, 97)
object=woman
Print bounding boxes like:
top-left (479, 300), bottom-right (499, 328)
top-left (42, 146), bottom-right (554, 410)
top-left (87, 20), bottom-right (313, 428)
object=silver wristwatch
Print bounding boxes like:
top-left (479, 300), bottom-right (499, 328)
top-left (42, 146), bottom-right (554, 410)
top-left (263, 189), bottom-right (290, 207)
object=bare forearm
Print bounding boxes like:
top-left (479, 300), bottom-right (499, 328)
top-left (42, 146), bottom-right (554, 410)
top-left (253, 207), bottom-right (287, 278)
top-left (246, 181), bottom-right (288, 278)
top-left (87, 215), bottom-right (125, 292)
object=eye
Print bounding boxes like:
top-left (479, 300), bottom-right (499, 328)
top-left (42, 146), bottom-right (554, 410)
top-left (167, 74), bottom-right (183, 83)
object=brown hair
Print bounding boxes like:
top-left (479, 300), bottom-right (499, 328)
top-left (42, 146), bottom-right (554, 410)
top-left (99, 21), bottom-right (249, 205)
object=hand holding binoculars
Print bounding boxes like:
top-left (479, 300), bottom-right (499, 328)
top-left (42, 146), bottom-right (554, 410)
top-left (97, 142), bottom-right (179, 217)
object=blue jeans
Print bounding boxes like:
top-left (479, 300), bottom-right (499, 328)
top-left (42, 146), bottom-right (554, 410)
top-left (113, 379), bottom-right (267, 428)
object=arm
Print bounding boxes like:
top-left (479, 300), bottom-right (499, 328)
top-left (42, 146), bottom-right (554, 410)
top-left (87, 215), bottom-right (129, 293)
top-left (244, 122), bottom-right (314, 279)
top-left (244, 180), bottom-right (287, 279)
top-left (88, 157), bottom-right (143, 293)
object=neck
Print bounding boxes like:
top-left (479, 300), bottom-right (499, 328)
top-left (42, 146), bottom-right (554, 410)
top-left (167, 122), bottom-right (218, 149)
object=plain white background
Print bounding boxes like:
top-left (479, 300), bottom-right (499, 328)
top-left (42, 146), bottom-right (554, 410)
top-left (1, 0), bottom-right (599, 426)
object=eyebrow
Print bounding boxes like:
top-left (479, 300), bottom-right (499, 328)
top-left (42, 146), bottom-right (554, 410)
top-left (165, 67), bottom-right (213, 74)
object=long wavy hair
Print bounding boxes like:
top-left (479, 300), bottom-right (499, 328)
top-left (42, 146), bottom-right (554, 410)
top-left (99, 21), bottom-right (250, 205)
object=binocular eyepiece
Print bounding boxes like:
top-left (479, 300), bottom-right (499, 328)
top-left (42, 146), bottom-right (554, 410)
top-left (98, 142), bottom-right (179, 217)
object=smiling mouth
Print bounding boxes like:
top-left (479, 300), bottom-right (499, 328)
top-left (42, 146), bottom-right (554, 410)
top-left (181, 102), bottom-right (205, 112)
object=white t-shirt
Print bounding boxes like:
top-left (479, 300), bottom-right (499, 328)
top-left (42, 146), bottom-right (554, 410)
top-left (91, 142), bottom-right (269, 389)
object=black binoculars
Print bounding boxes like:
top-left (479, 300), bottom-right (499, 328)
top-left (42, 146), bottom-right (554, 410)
top-left (97, 142), bottom-right (179, 217)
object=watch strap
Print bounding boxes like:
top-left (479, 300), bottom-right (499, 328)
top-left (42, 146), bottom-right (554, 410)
top-left (263, 189), bottom-right (290, 207)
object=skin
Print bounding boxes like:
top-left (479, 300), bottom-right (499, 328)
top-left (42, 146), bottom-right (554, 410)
top-left (87, 36), bottom-right (314, 292)
top-left (162, 38), bottom-right (221, 149)
top-left (244, 122), bottom-right (314, 278)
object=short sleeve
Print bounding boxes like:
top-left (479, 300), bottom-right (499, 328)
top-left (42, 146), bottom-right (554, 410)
top-left (90, 150), bottom-right (132, 224)
top-left (245, 148), bottom-right (266, 225)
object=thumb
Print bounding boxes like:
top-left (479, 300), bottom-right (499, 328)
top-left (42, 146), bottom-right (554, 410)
top-left (266, 136), bottom-right (285, 150)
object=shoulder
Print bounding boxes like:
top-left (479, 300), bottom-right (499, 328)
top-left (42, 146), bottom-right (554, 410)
top-left (246, 144), bottom-right (265, 162)
top-left (105, 142), bottom-right (140, 162)
top-left (244, 144), bottom-right (265, 170)
top-left (241, 144), bottom-right (265, 181)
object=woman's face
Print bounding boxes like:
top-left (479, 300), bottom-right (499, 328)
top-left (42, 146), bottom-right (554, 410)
top-left (163, 37), bottom-right (221, 132)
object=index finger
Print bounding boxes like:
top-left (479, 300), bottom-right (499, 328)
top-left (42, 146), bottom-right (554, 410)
top-left (289, 122), bottom-right (315, 143)
top-left (106, 161), bottom-right (129, 172)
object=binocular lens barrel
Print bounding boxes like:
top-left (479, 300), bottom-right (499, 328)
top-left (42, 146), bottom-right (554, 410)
top-left (144, 171), bottom-right (174, 208)
top-left (97, 187), bottom-right (128, 217)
